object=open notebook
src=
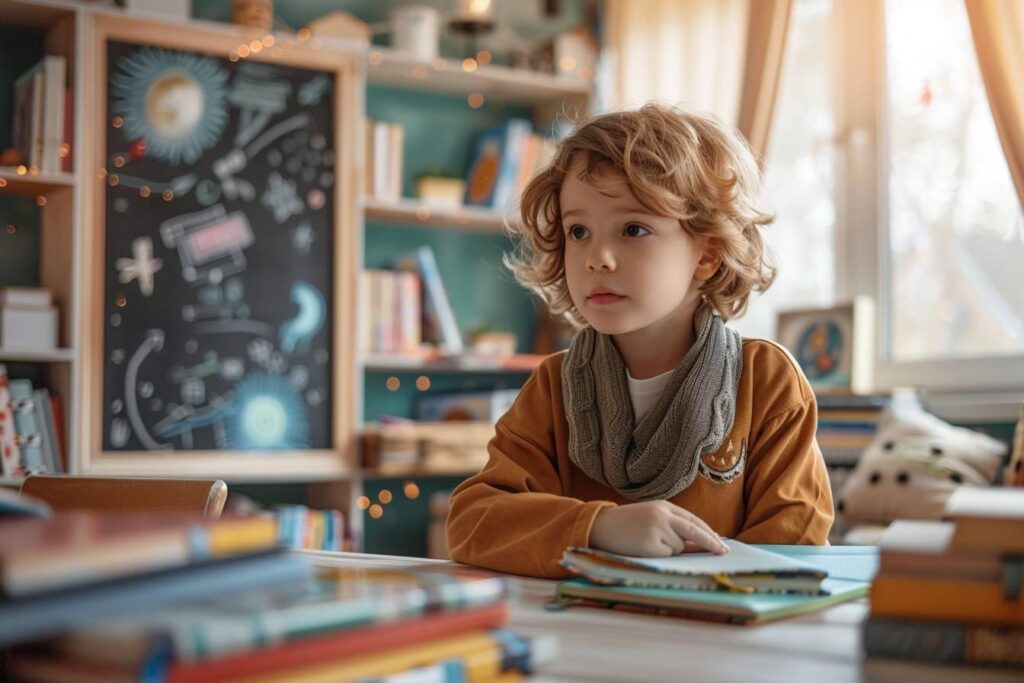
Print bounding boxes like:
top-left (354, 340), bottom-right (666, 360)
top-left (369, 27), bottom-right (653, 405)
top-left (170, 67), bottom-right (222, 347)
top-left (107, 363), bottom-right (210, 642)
top-left (562, 540), bottom-right (829, 595)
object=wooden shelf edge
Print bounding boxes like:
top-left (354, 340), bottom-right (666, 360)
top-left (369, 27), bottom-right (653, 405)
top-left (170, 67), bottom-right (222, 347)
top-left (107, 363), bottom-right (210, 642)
top-left (0, 348), bottom-right (75, 363)
top-left (366, 46), bottom-right (592, 103)
top-left (364, 197), bottom-right (515, 233)
top-left (361, 353), bottom-right (542, 374)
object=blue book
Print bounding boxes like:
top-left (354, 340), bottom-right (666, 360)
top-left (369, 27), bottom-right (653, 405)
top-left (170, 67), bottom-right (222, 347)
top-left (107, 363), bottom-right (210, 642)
top-left (464, 118), bottom-right (532, 211)
top-left (9, 379), bottom-right (46, 473)
top-left (0, 550), bottom-right (312, 646)
top-left (394, 246), bottom-right (463, 354)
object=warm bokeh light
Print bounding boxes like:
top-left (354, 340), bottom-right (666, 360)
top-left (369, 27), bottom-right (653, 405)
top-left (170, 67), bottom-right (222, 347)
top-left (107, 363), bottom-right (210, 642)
top-left (386, 376), bottom-right (401, 391)
top-left (415, 376), bottom-right (431, 391)
top-left (378, 490), bottom-right (393, 504)
top-left (404, 482), bottom-right (420, 499)
top-left (368, 504), bottom-right (383, 519)
top-left (356, 496), bottom-right (371, 510)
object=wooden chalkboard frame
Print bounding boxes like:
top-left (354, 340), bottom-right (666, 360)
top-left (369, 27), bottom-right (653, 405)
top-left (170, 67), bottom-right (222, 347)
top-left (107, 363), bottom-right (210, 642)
top-left (78, 14), bottom-right (362, 480)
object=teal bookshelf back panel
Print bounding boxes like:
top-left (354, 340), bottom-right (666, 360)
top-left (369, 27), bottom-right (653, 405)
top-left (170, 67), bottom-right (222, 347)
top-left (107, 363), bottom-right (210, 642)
top-left (0, 199), bottom-right (41, 287)
top-left (363, 369), bottom-right (529, 422)
top-left (361, 475), bottom-right (466, 557)
top-left (0, 27), bottom-right (44, 152)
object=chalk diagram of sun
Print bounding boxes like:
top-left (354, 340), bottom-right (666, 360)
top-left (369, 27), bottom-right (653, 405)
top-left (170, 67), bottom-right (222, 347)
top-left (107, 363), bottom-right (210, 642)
top-left (110, 47), bottom-right (229, 165)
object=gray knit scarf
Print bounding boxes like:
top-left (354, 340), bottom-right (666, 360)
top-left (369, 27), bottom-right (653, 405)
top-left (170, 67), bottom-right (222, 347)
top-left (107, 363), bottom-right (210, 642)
top-left (561, 304), bottom-right (743, 501)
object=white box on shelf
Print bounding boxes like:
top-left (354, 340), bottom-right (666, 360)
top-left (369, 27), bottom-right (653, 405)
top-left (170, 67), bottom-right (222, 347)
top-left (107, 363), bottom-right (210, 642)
top-left (0, 287), bottom-right (52, 308)
top-left (0, 307), bottom-right (58, 350)
top-left (121, 0), bottom-right (191, 21)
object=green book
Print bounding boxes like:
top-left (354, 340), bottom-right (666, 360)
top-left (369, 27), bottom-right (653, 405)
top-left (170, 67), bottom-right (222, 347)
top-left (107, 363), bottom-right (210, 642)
top-left (553, 545), bottom-right (877, 624)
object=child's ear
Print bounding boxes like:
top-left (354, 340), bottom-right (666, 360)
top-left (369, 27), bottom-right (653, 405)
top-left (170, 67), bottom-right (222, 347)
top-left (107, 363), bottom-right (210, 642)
top-left (694, 241), bottom-right (722, 281)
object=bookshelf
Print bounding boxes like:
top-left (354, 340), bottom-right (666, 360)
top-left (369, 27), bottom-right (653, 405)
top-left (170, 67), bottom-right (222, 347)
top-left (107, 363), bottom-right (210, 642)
top-left (0, 0), bottom-right (593, 555)
top-left (0, 0), bottom-right (81, 481)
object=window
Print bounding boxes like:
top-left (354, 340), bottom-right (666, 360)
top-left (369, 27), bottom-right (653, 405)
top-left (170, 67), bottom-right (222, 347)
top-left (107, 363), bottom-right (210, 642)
top-left (741, 0), bottom-right (1024, 392)
top-left (883, 0), bottom-right (1024, 364)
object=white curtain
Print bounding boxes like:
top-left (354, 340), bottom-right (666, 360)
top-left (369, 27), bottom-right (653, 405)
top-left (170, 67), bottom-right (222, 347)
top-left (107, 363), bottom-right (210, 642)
top-left (605, 0), bottom-right (749, 124)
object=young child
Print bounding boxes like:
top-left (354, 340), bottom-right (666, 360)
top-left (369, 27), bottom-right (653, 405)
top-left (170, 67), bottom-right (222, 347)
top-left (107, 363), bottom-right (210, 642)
top-left (446, 104), bottom-right (833, 579)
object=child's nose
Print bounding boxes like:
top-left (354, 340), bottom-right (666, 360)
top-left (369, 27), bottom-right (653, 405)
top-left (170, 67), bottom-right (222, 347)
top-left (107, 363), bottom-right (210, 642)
top-left (586, 243), bottom-right (616, 272)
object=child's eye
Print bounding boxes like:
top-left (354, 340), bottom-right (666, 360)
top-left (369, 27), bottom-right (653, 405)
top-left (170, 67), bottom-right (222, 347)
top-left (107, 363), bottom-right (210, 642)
top-left (567, 225), bottom-right (589, 240)
top-left (624, 223), bottom-right (651, 237)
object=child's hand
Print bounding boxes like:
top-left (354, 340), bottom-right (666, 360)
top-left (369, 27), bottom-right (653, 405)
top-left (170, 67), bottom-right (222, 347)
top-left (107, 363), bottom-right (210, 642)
top-left (588, 501), bottom-right (730, 557)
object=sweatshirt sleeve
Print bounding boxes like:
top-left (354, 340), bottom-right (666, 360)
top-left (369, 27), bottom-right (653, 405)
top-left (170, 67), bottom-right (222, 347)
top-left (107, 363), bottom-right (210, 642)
top-left (446, 362), bottom-right (615, 579)
top-left (734, 396), bottom-right (834, 545)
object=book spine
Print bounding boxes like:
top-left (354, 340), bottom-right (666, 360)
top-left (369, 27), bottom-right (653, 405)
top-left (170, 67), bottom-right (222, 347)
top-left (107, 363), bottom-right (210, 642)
top-left (32, 388), bottom-right (57, 473)
top-left (41, 56), bottom-right (66, 174)
top-left (417, 247), bottom-right (463, 354)
top-left (0, 365), bottom-right (25, 477)
top-left (864, 617), bottom-right (1024, 667)
top-left (9, 379), bottom-right (46, 473)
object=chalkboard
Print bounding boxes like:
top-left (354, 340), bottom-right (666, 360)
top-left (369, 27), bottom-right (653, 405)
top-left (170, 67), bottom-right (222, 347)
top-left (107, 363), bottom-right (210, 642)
top-left (100, 39), bottom-right (337, 453)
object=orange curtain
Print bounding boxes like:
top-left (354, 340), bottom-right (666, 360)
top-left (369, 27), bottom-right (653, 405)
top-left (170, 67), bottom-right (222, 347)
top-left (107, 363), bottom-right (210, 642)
top-left (964, 0), bottom-right (1024, 209)
top-left (736, 0), bottom-right (794, 161)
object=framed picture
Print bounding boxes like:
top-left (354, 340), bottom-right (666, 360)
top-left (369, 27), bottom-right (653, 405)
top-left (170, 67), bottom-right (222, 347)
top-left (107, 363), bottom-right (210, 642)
top-left (77, 14), bottom-right (361, 478)
top-left (775, 297), bottom-right (875, 395)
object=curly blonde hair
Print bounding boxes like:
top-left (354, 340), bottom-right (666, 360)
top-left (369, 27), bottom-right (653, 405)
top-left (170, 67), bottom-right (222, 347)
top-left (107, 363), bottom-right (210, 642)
top-left (505, 103), bottom-right (776, 327)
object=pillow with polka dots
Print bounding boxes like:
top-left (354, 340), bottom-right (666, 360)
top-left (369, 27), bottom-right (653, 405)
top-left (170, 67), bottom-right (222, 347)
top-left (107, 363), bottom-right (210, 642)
top-left (1006, 404), bottom-right (1024, 487)
top-left (836, 403), bottom-right (1008, 525)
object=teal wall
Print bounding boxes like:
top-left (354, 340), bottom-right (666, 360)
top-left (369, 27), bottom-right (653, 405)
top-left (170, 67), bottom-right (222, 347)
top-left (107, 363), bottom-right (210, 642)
top-left (0, 28), bottom-right (45, 289)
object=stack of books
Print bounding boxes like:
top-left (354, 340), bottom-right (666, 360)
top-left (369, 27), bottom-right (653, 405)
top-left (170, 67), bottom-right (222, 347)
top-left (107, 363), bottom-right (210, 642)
top-left (816, 393), bottom-right (892, 468)
top-left (865, 487), bottom-right (1024, 669)
top-left (464, 119), bottom-right (557, 213)
top-left (275, 504), bottom-right (352, 552)
top-left (2, 511), bottom-right (555, 681)
top-left (555, 540), bottom-right (875, 625)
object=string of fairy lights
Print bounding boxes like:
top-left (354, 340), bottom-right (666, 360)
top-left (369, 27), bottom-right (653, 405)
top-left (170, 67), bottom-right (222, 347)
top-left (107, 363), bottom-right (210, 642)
top-left (357, 480), bottom-right (422, 521)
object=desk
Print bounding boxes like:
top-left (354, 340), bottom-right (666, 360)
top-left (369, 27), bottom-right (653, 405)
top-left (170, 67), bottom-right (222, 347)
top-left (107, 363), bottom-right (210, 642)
top-left (298, 550), bottom-right (1024, 683)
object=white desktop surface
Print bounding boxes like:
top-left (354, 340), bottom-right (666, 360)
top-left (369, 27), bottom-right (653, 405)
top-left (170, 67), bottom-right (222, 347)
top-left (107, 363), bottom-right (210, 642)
top-left (296, 550), bottom-right (1024, 683)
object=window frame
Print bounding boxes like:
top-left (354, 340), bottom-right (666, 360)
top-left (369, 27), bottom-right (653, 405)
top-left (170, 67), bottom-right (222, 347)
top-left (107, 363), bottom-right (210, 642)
top-left (832, 0), bottom-right (1024, 395)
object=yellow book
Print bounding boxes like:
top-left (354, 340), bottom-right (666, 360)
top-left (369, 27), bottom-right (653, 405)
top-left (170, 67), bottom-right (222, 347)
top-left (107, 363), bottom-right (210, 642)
top-left (240, 630), bottom-right (505, 683)
top-left (206, 516), bottom-right (278, 555)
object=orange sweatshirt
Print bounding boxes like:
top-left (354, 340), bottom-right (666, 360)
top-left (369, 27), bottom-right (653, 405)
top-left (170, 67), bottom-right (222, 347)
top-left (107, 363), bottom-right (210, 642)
top-left (446, 339), bottom-right (834, 579)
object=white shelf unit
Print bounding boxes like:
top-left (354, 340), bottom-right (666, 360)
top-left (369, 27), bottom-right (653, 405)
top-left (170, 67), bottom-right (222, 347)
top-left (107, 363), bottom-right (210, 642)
top-left (0, 0), bottom-right (82, 478)
top-left (363, 197), bottom-right (512, 234)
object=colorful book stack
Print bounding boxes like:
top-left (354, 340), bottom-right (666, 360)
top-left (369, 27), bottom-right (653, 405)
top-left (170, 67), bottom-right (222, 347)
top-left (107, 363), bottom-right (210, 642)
top-left (0, 364), bottom-right (64, 478)
top-left (7, 563), bottom-right (556, 682)
top-left (865, 487), bottom-right (1024, 669)
top-left (815, 393), bottom-right (892, 468)
top-left (275, 505), bottom-right (352, 552)
top-left (359, 268), bottom-right (422, 355)
top-left (392, 245), bottom-right (463, 354)
top-left (464, 119), bottom-right (557, 213)
top-left (0, 511), bottom-right (306, 647)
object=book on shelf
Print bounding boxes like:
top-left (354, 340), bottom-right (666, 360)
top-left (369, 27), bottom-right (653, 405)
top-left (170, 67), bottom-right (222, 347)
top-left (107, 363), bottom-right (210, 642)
top-left (0, 287), bottom-right (52, 309)
top-left (360, 420), bottom-right (495, 472)
top-left (465, 118), bottom-right (532, 212)
top-left (415, 387), bottom-right (519, 422)
top-left (275, 505), bottom-right (349, 552)
top-left (555, 544), bottom-right (875, 625)
top-left (561, 540), bottom-right (830, 595)
top-left (364, 118), bottom-right (404, 201)
top-left (360, 268), bottom-right (421, 355)
top-left (12, 56), bottom-right (66, 174)
top-left (0, 364), bottom-right (24, 478)
top-left (8, 379), bottom-right (46, 474)
top-left (393, 245), bottom-right (463, 354)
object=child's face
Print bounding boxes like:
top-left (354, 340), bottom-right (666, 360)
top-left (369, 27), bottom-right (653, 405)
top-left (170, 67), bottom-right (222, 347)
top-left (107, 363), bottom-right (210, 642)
top-left (560, 162), bottom-right (718, 338)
